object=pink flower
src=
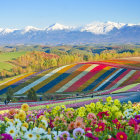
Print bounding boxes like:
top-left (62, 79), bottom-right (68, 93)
top-left (85, 133), bottom-right (99, 140)
top-left (128, 118), bottom-right (137, 127)
top-left (97, 111), bottom-right (109, 119)
top-left (95, 123), bottom-right (105, 132)
top-left (87, 113), bottom-right (97, 120)
top-left (0, 133), bottom-right (13, 140)
top-left (116, 131), bottom-right (127, 140)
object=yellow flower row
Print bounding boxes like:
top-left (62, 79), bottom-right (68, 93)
top-left (0, 72), bottom-right (35, 90)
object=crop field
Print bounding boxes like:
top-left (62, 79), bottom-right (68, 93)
top-left (1, 60), bottom-right (140, 96)
top-left (0, 51), bottom-right (26, 72)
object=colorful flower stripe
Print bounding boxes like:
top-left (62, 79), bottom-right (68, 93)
top-left (77, 66), bottom-right (111, 92)
top-left (0, 70), bottom-right (46, 95)
top-left (91, 67), bottom-right (118, 91)
top-left (63, 64), bottom-right (99, 92)
top-left (33, 64), bottom-right (75, 92)
top-left (122, 71), bottom-right (140, 86)
top-left (83, 67), bottom-right (116, 91)
top-left (56, 64), bottom-right (93, 92)
top-left (111, 83), bottom-right (139, 93)
top-left (105, 69), bottom-right (130, 89)
top-left (36, 64), bottom-right (81, 93)
top-left (110, 70), bottom-right (136, 90)
top-left (47, 64), bottom-right (87, 93)
top-left (0, 72), bottom-right (35, 91)
top-left (128, 83), bottom-right (140, 91)
top-left (94, 68), bottom-right (126, 91)
top-left (67, 65), bottom-right (107, 92)
top-left (14, 65), bottom-right (68, 95)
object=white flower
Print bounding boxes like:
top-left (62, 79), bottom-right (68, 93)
top-left (7, 121), bottom-right (14, 127)
top-left (5, 126), bottom-right (17, 138)
top-left (41, 119), bottom-right (48, 128)
top-left (52, 131), bottom-right (61, 140)
top-left (21, 126), bottom-right (27, 132)
top-left (24, 130), bottom-right (36, 140)
top-left (123, 109), bottom-right (130, 117)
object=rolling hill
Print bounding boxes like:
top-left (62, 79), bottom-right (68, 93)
top-left (1, 60), bottom-right (140, 95)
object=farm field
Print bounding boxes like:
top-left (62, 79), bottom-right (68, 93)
top-left (0, 51), bottom-right (26, 72)
top-left (1, 60), bottom-right (140, 95)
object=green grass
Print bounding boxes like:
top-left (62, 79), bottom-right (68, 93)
top-left (0, 51), bottom-right (26, 72)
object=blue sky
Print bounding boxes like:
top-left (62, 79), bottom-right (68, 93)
top-left (0, 0), bottom-right (140, 29)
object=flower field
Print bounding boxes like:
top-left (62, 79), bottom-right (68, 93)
top-left (0, 96), bottom-right (139, 140)
top-left (3, 62), bottom-right (138, 95)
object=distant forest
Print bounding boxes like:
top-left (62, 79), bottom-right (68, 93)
top-left (1, 44), bottom-right (140, 79)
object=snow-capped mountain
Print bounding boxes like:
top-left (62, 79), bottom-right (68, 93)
top-left (81, 21), bottom-right (125, 34)
top-left (0, 22), bottom-right (140, 45)
top-left (46, 23), bottom-right (72, 31)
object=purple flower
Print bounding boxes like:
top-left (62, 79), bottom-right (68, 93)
top-left (135, 115), bottom-right (140, 124)
top-left (73, 128), bottom-right (85, 138)
top-left (59, 131), bottom-right (70, 139)
top-left (0, 133), bottom-right (13, 140)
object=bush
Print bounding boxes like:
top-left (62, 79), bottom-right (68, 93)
top-left (27, 88), bottom-right (37, 101)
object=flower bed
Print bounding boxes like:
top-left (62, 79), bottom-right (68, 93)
top-left (0, 96), bottom-right (139, 140)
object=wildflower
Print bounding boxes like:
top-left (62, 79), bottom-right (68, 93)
top-left (22, 122), bottom-right (29, 129)
top-left (0, 133), bottom-right (13, 140)
top-left (87, 113), bottom-right (97, 120)
top-left (97, 111), bottom-right (109, 119)
top-left (5, 126), bottom-right (17, 138)
top-left (73, 128), bottom-right (85, 138)
top-left (68, 121), bottom-right (75, 130)
top-left (21, 103), bottom-right (29, 112)
top-left (95, 123), bottom-right (105, 132)
top-left (24, 130), bottom-right (36, 140)
top-left (106, 96), bottom-right (112, 102)
top-left (18, 111), bottom-right (26, 121)
top-left (59, 131), bottom-right (70, 140)
top-left (85, 127), bottom-right (92, 133)
top-left (134, 115), bottom-right (140, 124)
top-left (128, 118), bottom-right (137, 127)
top-left (116, 131), bottom-right (127, 140)
top-left (85, 133), bottom-right (99, 140)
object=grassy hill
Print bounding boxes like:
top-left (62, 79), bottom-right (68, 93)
top-left (0, 51), bottom-right (26, 72)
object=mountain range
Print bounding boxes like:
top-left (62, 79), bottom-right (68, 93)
top-left (0, 21), bottom-right (140, 45)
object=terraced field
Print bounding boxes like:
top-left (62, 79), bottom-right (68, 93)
top-left (1, 60), bottom-right (140, 95)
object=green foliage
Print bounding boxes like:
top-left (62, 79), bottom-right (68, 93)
top-left (5, 87), bottom-right (14, 102)
top-left (27, 88), bottom-right (37, 101)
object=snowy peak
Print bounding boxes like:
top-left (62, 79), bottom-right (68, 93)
top-left (46, 23), bottom-right (71, 31)
top-left (22, 26), bottom-right (40, 33)
top-left (81, 21), bottom-right (125, 34)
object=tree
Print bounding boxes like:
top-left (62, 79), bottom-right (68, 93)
top-left (6, 87), bottom-right (14, 102)
top-left (27, 88), bottom-right (37, 101)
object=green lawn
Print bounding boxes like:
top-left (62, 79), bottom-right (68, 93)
top-left (0, 51), bottom-right (26, 72)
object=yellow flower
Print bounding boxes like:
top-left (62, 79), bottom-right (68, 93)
top-left (114, 99), bottom-right (120, 106)
top-left (14, 114), bottom-right (19, 119)
top-left (46, 105), bottom-right (50, 109)
top-left (21, 103), bottom-right (29, 111)
top-left (106, 96), bottom-right (112, 102)
top-left (18, 111), bottom-right (26, 121)
top-left (115, 111), bottom-right (122, 119)
top-left (22, 122), bottom-right (28, 128)
top-left (111, 105), bottom-right (119, 112)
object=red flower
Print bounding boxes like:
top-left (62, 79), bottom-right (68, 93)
top-left (116, 131), bottom-right (127, 140)
top-left (95, 123), bottom-right (105, 132)
top-left (85, 127), bottom-right (92, 133)
top-left (128, 118), bottom-right (137, 127)
top-left (97, 111), bottom-right (109, 119)
top-left (112, 118), bottom-right (121, 129)
top-left (85, 133), bottom-right (99, 140)
top-left (108, 137), bottom-right (116, 140)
